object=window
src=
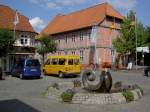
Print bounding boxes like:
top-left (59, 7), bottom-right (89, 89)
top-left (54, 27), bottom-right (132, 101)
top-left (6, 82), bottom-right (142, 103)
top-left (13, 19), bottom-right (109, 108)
top-left (80, 50), bottom-right (84, 62)
top-left (20, 38), bottom-right (28, 45)
top-left (26, 59), bottom-right (40, 67)
top-left (72, 34), bottom-right (75, 42)
top-left (20, 39), bottom-right (24, 44)
top-left (68, 59), bottom-right (73, 65)
top-left (88, 32), bottom-right (91, 40)
top-left (59, 59), bottom-right (66, 65)
top-left (51, 58), bottom-right (58, 65)
top-left (80, 32), bottom-right (83, 41)
top-left (65, 50), bottom-right (68, 55)
top-left (25, 39), bottom-right (28, 44)
top-left (65, 36), bottom-right (68, 43)
top-left (72, 51), bottom-right (75, 55)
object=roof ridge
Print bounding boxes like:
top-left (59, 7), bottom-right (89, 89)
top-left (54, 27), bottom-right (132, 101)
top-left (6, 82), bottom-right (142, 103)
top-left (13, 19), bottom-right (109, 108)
top-left (59, 2), bottom-right (108, 17)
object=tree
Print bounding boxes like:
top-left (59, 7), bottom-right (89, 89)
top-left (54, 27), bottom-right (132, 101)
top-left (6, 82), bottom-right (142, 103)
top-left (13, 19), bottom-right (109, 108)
top-left (36, 35), bottom-right (57, 64)
top-left (145, 26), bottom-right (150, 46)
top-left (113, 11), bottom-right (148, 67)
top-left (0, 28), bottom-right (14, 57)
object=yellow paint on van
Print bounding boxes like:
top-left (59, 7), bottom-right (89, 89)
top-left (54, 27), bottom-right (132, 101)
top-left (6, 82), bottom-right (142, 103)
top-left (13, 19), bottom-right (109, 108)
top-left (43, 55), bottom-right (81, 76)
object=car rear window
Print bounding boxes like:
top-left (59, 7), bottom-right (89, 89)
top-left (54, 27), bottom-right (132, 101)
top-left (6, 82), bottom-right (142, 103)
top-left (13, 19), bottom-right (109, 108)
top-left (26, 59), bottom-right (40, 67)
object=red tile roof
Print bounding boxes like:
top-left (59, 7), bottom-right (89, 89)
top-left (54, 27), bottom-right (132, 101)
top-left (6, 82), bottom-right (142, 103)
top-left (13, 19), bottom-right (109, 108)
top-left (0, 5), bottom-right (36, 33)
top-left (41, 2), bottom-right (123, 35)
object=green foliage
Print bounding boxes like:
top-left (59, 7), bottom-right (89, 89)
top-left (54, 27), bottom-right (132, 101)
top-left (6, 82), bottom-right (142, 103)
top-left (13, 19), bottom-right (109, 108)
top-left (113, 10), bottom-right (148, 55)
top-left (138, 87), bottom-right (144, 96)
top-left (36, 35), bottom-right (57, 64)
top-left (61, 89), bottom-right (75, 103)
top-left (0, 28), bottom-right (14, 57)
top-left (122, 90), bottom-right (134, 102)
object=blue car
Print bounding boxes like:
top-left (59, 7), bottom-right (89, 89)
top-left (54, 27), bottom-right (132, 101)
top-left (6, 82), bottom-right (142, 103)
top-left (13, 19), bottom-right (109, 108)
top-left (11, 58), bottom-right (41, 79)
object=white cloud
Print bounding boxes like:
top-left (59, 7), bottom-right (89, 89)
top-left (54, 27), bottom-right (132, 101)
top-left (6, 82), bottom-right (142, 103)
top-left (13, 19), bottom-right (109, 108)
top-left (101, 0), bottom-right (136, 10)
top-left (47, 2), bottom-right (57, 9)
top-left (29, 17), bottom-right (46, 32)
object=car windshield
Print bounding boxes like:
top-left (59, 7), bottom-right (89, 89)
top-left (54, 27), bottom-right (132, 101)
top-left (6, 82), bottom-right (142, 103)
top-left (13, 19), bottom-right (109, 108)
top-left (26, 59), bottom-right (40, 67)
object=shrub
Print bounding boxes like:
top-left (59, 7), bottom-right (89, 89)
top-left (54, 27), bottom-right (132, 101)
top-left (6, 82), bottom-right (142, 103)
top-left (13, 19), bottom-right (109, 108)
top-left (122, 91), bottom-right (134, 102)
top-left (61, 89), bottom-right (75, 103)
top-left (138, 87), bottom-right (144, 95)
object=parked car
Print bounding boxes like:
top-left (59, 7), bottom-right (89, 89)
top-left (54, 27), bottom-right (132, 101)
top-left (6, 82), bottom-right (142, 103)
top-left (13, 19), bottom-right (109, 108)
top-left (11, 58), bottom-right (41, 79)
top-left (144, 66), bottom-right (150, 76)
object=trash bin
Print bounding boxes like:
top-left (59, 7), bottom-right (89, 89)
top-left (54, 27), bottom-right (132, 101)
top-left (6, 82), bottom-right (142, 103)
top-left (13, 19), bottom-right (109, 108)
top-left (0, 67), bottom-right (2, 80)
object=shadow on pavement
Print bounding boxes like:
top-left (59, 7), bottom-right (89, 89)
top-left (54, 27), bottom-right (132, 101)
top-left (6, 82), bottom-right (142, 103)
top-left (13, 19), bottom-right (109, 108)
top-left (0, 99), bottom-right (40, 112)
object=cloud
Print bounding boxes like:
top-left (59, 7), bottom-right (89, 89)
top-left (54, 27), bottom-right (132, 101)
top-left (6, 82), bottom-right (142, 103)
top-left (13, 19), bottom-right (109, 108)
top-left (47, 2), bottom-right (57, 9)
top-left (101, 0), bottom-right (136, 10)
top-left (28, 0), bottom-right (86, 9)
top-left (29, 17), bottom-right (46, 32)
top-left (56, 0), bottom-right (86, 6)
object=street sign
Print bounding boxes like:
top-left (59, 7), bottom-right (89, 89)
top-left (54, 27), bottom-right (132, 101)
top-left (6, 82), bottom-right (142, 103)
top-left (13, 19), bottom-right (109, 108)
top-left (136, 47), bottom-right (149, 53)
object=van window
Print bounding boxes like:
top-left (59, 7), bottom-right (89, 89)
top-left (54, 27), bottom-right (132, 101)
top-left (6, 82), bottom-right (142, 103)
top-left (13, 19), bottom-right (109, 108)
top-left (51, 58), bottom-right (58, 65)
top-left (26, 59), bottom-right (40, 67)
top-left (59, 58), bottom-right (66, 65)
top-left (68, 59), bottom-right (73, 65)
top-left (74, 59), bottom-right (79, 65)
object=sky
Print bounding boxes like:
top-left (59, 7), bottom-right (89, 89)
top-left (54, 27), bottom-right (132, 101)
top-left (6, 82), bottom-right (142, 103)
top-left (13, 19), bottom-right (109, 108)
top-left (0, 0), bottom-right (150, 32)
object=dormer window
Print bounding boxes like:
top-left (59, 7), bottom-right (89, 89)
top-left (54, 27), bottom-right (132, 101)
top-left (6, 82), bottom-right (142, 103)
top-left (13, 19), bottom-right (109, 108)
top-left (20, 39), bottom-right (24, 44)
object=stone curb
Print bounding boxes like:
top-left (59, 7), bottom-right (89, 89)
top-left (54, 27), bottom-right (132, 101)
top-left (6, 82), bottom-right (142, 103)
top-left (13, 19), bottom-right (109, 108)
top-left (45, 87), bottom-right (143, 105)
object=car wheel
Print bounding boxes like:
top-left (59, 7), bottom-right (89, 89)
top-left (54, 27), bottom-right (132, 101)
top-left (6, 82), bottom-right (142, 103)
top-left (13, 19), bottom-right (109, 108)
top-left (59, 72), bottom-right (64, 78)
top-left (20, 74), bottom-right (24, 79)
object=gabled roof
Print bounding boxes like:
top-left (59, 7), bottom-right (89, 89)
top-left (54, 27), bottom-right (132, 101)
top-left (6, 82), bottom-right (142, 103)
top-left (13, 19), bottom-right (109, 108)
top-left (0, 5), bottom-right (36, 33)
top-left (41, 2), bottom-right (123, 35)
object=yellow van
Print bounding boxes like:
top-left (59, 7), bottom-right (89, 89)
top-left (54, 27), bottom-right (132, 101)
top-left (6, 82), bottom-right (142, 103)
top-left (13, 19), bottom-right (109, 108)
top-left (43, 55), bottom-right (81, 77)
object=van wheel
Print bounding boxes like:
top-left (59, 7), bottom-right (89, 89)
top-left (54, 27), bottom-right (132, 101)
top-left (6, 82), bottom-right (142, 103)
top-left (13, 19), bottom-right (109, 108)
top-left (59, 72), bottom-right (64, 78)
top-left (20, 74), bottom-right (24, 79)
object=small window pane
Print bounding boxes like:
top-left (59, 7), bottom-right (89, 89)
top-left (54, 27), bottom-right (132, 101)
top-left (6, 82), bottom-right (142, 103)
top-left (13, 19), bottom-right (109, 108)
top-left (20, 39), bottom-right (24, 44)
top-left (51, 58), bottom-right (58, 65)
top-left (68, 59), bottom-right (73, 65)
top-left (59, 59), bottom-right (66, 65)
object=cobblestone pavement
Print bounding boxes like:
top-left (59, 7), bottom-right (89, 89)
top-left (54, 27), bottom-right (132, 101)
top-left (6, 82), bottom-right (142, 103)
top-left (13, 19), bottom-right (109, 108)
top-left (0, 70), bottom-right (150, 112)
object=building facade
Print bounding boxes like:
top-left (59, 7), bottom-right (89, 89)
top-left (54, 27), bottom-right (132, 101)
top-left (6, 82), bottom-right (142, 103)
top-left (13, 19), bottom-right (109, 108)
top-left (40, 3), bottom-right (123, 68)
top-left (0, 5), bottom-right (37, 72)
